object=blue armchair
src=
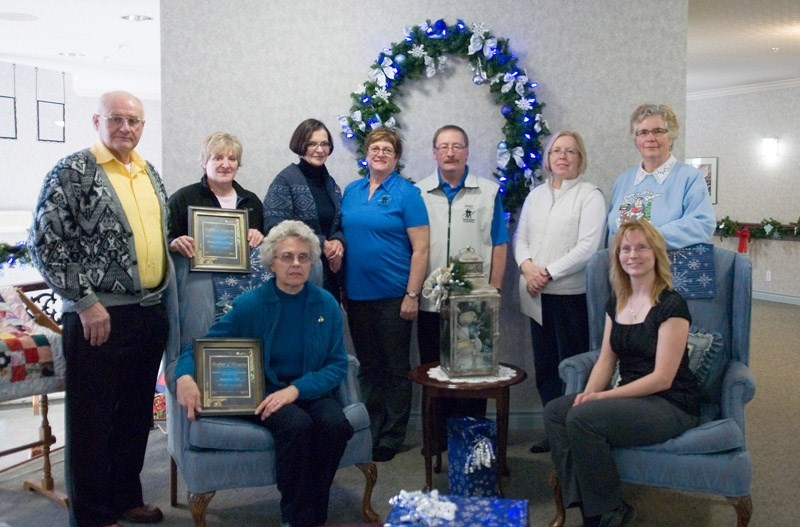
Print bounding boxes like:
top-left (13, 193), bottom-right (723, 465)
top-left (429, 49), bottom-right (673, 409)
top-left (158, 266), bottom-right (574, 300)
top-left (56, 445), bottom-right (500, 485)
top-left (549, 247), bottom-right (754, 527)
top-left (164, 254), bottom-right (378, 526)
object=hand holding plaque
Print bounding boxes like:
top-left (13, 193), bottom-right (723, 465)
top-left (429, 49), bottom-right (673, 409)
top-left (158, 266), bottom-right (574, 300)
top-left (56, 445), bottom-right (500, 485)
top-left (194, 338), bottom-right (264, 415)
top-left (189, 206), bottom-right (251, 272)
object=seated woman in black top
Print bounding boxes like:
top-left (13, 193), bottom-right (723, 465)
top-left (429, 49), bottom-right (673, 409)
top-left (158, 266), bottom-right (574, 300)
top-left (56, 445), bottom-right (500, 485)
top-left (544, 219), bottom-right (701, 527)
top-left (168, 131), bottom-right (264, 257)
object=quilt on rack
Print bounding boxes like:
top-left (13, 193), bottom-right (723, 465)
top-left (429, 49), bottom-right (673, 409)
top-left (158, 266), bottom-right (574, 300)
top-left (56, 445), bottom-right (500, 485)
top-left (0, 285), bottom-right (65, 401)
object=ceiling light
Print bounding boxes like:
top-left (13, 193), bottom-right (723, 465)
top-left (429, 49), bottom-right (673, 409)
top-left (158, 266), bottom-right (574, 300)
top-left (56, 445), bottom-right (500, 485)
top-left (121, 14), bottom-right (152, 22)
top-left (771, 47), bottom-right (780, 53)
top-left (761, 137), bottom-right (778, 158)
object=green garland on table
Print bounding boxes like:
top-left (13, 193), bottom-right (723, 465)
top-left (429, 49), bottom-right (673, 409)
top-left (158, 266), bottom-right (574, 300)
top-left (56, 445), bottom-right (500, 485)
top-left (339, 18), bottom-right (550, 215)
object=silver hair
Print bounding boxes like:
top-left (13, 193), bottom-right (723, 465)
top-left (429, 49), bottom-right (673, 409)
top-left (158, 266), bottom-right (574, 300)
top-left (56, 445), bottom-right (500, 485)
top-left (260, 220), bottom-right (321, 267)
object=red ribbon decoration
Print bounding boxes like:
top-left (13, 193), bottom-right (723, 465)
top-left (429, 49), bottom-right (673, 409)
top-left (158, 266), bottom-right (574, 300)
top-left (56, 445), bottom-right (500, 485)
top-left (735, 226), bottom-right (750, 253)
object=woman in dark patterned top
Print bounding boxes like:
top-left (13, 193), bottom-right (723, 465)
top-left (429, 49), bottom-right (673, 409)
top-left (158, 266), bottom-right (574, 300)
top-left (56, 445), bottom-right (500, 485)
top-left (263, 119), bottom-right (344, 300)
top-left (544, 219), bottom-right (701, 527)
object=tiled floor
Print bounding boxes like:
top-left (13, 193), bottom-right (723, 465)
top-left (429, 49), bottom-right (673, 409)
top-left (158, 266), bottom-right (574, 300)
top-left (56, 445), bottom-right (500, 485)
top-left (0, 395), bottom-right (65, 473)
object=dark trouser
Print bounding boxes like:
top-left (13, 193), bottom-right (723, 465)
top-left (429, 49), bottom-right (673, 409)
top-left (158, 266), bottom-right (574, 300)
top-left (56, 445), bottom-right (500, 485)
top-left (544, 393), bottom-right (698, 517)
top-left (347, 297), bottom-right (412, 452)
top-left (62, 303), bottom-right (168, 527)
top-left (250, 395), bottom-right (353, 527)
top-left (530, 293), bottom-right (590, 407)
top-left (417, 310), bottom-right (487, 451)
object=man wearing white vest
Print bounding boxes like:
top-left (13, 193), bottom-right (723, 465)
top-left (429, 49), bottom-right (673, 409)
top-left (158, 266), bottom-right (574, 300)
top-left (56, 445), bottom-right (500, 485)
top-left (415, 125), bottom-right (509, 452)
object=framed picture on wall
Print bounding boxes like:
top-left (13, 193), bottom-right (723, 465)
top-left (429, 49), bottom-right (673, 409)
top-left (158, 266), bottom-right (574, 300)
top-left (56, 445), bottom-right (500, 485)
top-left (686, 157), bottom-right (718, 204)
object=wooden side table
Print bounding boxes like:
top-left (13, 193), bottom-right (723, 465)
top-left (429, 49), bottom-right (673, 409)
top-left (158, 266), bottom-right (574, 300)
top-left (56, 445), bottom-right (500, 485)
top-left (408, 362), bottom-right (527, 496)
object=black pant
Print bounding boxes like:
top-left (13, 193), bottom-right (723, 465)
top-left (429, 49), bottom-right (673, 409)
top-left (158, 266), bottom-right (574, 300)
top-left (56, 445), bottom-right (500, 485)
top-left (251, 395), bottom-right (353, 526)
top-left (417, 310), bottom-right (487, 451)
top-left (347, 297), bottom-right (412, 452)
top-left (62, 303), bottom-right (168, 527)
top-left (530, 293), bottom-right (590, 407)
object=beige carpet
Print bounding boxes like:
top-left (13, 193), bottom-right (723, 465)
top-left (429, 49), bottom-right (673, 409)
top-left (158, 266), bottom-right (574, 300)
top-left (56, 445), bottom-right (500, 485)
top-left (0, 299), bottom-right (796, 526)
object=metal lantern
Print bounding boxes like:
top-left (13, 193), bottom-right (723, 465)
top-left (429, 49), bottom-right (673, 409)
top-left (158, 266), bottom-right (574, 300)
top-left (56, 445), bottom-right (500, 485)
top-left (440, 247), bottom-right (500, 377)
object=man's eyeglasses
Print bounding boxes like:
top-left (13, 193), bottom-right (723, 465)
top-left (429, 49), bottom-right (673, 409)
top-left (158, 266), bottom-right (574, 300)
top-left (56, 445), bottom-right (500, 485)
top-left (367, 146), bottom-right (396, 156)
top-left (634, 128), bottom-right (668, 138)
top-left (306, 142), bottom-right (332, 152)
top-left (99, 115), bottom-right (145, 130)
top-left (549, 148), bottom-right (580, 157)
top-left (434, 144), bottom-right (466, 153)
top-left (276, 252), bottom-right (311, 264)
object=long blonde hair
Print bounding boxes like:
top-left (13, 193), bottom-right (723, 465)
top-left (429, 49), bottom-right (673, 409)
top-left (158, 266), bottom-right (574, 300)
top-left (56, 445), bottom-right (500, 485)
top-left (610, 219), bottom-right (672, 312)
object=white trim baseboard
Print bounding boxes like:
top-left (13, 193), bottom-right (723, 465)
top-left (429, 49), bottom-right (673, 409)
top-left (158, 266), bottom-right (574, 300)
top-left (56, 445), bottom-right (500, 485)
top-left (753, 291), bottom-right (800, 306)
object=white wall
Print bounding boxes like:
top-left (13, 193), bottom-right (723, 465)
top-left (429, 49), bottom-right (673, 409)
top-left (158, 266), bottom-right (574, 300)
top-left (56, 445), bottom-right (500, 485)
top-left (161, 0), bottom-right (690, 427)
top-left (686, 85), bottom-right (800, 298)
top-left (0, 62), bottom-right (163, 215)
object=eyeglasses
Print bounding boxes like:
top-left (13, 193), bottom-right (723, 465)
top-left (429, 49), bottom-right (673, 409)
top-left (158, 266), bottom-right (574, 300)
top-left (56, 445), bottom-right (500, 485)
top-left (549, 148), bottom-right (580, 157)
top-left (619, 245), bottom-right (653, 255)
top-left (634, 128), bottom-right (668, 138)
top-left (99, 115), bottom-right (145, 130)
top-left (306, 141), bottom-right (331, 152)
top-left (276, 252), bottom-right (312, 264)
top-left (434, 144), bottom-right (466, 153)
top-left (367, 146), bottom-right (396, 156)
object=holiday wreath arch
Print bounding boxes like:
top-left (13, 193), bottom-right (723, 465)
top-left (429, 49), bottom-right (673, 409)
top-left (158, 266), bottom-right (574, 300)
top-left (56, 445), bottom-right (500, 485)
top-left (339, 18), bottom-right (550, 214)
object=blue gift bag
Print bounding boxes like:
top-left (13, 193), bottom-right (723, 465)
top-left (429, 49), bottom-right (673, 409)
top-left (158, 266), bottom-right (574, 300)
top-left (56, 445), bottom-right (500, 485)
top-left (447, 416), bottom-right (498, 497)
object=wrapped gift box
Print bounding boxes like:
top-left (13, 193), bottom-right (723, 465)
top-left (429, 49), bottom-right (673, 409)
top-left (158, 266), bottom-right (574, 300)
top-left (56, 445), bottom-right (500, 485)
top-left (447, 417), bottom-right (498, 497)
top-left (385, 493), bottom-right (529, 526)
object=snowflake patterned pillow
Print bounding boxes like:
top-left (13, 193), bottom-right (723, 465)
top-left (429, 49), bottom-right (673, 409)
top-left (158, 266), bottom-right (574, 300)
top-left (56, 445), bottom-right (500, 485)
top-left (668, 243), bottom-right (715, 299)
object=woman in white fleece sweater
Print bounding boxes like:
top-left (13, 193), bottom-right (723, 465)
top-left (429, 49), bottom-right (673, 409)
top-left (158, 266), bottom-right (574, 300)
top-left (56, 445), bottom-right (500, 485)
top-left (513, 130), bottom-right (606, 454)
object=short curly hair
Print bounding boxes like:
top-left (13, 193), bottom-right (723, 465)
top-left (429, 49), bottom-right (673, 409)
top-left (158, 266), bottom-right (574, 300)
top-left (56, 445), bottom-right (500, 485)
top-left (200, 132), bottom-right (243, 168)
top-left (629, 104), bottom-right (679, 142)
top-left (364, 127), bottom-right (403, 159)
top-left (260, 220), bottom-right (321, 268)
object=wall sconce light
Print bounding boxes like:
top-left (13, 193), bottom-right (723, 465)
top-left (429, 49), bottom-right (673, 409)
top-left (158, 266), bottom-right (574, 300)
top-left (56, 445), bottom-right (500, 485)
top-left (761, 137), bottom-right (779, 158)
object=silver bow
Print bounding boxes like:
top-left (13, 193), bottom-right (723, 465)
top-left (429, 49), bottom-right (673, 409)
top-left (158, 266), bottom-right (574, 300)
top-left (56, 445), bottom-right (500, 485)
top-left (369, 56), bottom-right (396, 87)
top-left (468, 33), bottom-right (497, 59)
top-left (422, 267), bottom-right (453, 310)
top-left (497, 143), bottom-right (525, 169)
top-left (501, 72), bottom-right (529, 96)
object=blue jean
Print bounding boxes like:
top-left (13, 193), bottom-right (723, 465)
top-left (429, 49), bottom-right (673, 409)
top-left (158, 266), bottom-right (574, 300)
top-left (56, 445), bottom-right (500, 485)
top-left (530, 293), bottom-right (590, 407)
top-left (62, 303), bottom-right (168, 527)
top-left (347, 297), bottom-right (412, 452)
top-left (251, 395), bottom-right (353, 527)
top-left (545, 393), bottom-right (698, 517)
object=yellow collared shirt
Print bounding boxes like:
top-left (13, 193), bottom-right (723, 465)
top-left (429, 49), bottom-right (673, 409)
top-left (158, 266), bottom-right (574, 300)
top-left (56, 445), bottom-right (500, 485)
top-left (91, 142), bottom-right (165, 289)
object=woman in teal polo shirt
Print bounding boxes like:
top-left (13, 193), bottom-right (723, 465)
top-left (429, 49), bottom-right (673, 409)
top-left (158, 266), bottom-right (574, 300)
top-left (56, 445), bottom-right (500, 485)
top-left (341, 127), bottom-right (429, 462)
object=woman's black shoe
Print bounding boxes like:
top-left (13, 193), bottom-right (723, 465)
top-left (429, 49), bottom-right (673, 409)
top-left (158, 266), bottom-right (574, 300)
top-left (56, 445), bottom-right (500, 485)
top-left (372, 446), bottom-right (397, 462)
top-left (528, 438), bottom-right (550, 453)
top-left (598, 500), bottom-right (635, 527)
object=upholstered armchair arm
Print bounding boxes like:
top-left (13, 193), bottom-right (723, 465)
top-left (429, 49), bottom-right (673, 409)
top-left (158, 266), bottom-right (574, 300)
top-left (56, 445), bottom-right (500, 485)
top-left (560, 349), bottom-right (601, 395)
top-left (336, 354), bottom-right (362, 407)
top-left (720, 360), bottom-right (756, 439)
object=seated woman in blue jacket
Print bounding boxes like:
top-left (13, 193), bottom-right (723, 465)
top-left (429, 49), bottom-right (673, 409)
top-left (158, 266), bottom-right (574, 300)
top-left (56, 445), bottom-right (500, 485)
top-left (173, 219), bottom-right (353, 527)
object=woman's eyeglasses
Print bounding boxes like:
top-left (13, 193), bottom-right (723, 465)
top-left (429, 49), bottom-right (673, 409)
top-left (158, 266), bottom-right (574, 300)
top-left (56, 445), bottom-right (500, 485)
top-left (276, 252), bottom-right (311, 264)
top-left (367, 146), bottom-right (395, 156)
top-left (306, 142), bottom-right (331, 152)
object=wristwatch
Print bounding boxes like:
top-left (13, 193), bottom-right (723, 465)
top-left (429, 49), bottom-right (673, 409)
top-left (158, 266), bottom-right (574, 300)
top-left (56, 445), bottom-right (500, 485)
top-left (406, 291), bottom-right (419, 299)
top-left (545, 268), bottom-right (553, 281)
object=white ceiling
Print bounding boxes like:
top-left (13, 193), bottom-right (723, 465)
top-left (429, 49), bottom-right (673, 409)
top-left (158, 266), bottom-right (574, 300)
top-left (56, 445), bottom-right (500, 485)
top-left (1, 0), bottom-right (799, 99)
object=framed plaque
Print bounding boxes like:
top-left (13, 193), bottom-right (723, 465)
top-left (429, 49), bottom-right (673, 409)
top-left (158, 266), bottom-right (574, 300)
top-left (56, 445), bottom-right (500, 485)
top-left (195, 338), bottom-right (264, 415)
top-left (189, 206), bottom-right (250, 272)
